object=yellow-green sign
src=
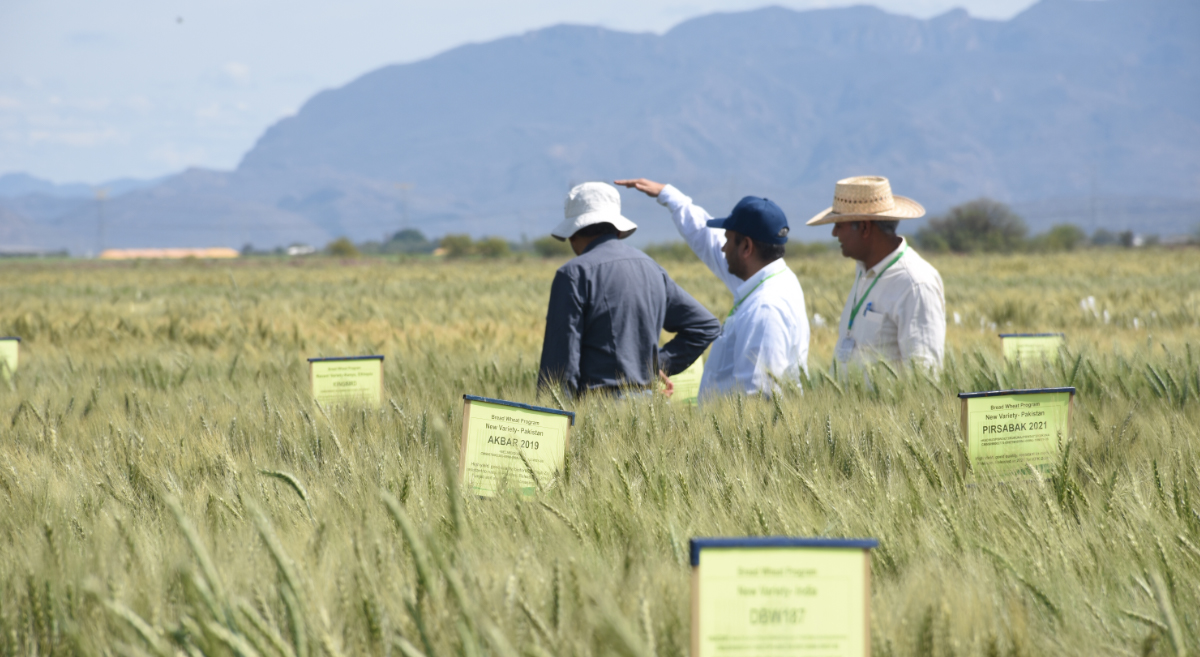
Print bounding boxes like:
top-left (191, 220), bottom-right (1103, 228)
top-left (1000, 333), bottom-right (1064, 364)
top-left (459, 395), bottom-right (574, 497)
top-left (672, 357), bottom-right (705, 405)
top-left (0, 338), bottom-right (19, 381)
top-left (959, 388), bottom-right (1074, 477)
top-left (308, 356), bottom-right (384, 408)
top-left (690, 538), bottom-right (876, 657)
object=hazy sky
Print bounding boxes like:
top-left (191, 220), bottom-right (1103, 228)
top-left (0, 0), bottom-right (1040, 184)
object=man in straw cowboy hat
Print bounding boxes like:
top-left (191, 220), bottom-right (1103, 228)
top-left (538, 182), bottom-right (721, 398)
top-left (615, 178), bottom-right (809, 401)
top-left (807, 176), bottom-right (945, 371)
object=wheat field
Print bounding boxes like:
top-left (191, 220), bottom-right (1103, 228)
top-left (0, 248), bottom-right (1197, 656)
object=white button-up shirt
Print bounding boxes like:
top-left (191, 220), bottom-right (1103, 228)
top-left (835, 237), bottom-right (945, 370)
top-left (658, 185), bottom-right (810, 400)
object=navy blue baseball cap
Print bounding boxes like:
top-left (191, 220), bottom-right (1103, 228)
top-left (706, 196), bottom-right (790, 245)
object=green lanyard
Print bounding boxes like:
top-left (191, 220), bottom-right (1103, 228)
top-left (727, 271), bottom-right (783, 318)
top-left (847, 245), bottom-right (906, 330)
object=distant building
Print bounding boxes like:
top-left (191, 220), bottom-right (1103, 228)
top-left (286, 244), bottom-right (316, 256)
top-left (99, 248), bottom-right (239, 260)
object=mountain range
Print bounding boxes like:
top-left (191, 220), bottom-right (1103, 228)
top-left (2, 0), bottom-right (1198, 253)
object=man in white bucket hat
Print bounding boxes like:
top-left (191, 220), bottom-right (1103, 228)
top-left (538, 182), bottom-right (720, 398)
top-left (807, 176), bottom-right (945, 371)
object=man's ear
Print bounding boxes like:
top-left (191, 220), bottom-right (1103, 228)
top-left (745, 237), bottom-right (758, 261)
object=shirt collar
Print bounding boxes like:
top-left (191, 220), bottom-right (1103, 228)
top-left (581, 233), bottom-right (621, 254)
top-left (734, 257), bottom-right (789, 299)
top-left (857, 237), bottom-right (907, 277)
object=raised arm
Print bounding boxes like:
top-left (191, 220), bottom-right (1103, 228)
top-left (658, 274), bottom-right (721, 376)
top-left (615, 179), bottom-right (741, 294)
top-left (537, 270), bottom-right (584, 395)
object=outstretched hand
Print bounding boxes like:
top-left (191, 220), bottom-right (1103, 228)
top-left (614, 178), bottom-right (665, 198)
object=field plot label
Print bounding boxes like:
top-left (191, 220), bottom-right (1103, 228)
top-left (672, 357), bottom-right (705, 405)
top-left (0, 337), bottom-right (19, 381)
top-left (959, 387), bottom-right (1074, 477)
top-left (459, 395), bottom-right (573, 497)
top-left (308, 356), bottom-right (384, 408)
top-left (1000, 333), bottom-right (1065, 364)
top-left (690, 538), bottom-right (877, 657)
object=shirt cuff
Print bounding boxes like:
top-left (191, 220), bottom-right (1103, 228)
top-left (657, 184), bottom-right (690, 210)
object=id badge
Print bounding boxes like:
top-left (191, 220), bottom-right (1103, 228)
top-left (835, 336), bottom-right (855, 362)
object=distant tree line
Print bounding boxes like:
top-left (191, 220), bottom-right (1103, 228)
top-left (913, 198), bottom-right (1173, 254)
top-left (238, 202), bottom-right (1193, 260)
top-left (317, 230), bottom-right (573, 259)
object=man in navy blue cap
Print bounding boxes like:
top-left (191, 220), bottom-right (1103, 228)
top-left (617, 178), bottom-right (810, 400)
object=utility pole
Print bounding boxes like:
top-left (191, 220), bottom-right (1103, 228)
top-left (95, 188), bottom-right (108, 257)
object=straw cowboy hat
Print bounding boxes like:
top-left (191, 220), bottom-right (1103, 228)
top-left (551, 182), bottom-right (638, 240)
top-left (806, 176), bottom-right (925, 226)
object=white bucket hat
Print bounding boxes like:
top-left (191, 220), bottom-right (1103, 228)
top-left (551, 182), bottom-right (638, 240)
top-left (806, 176), bottom-right (925, 226)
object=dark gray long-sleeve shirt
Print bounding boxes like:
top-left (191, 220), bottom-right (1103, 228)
top-left (537, 235), bottom-right (721, 395)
